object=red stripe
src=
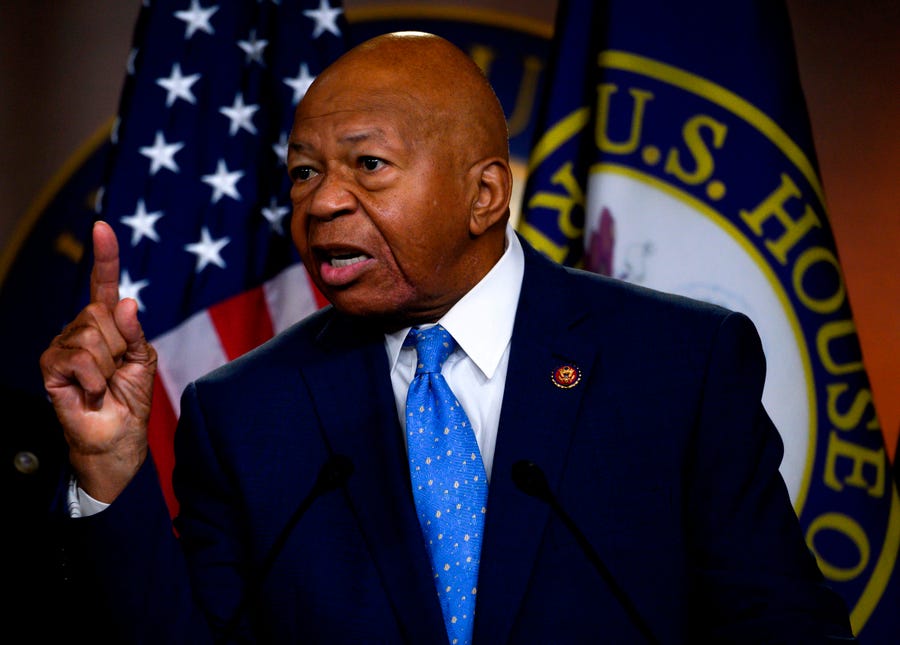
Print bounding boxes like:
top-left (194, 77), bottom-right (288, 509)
top-left (208, 286), bottom-right (276, 360)
top-left (151, 277), bottom-right (327, 521)
top-left (148, 373), bottom-right (179, 519)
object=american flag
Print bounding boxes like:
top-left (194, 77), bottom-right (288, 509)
top-left (93, 0), bottom-right (347, 515)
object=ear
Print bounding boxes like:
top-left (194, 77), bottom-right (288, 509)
top-left (468, 158), bottom-right (512, 237)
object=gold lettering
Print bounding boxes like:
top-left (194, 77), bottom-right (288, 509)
top-left (826, 383), bottom-right (881, 431)
top-left (595, 84), bottom-right (653, 154)
top-left (54, 231), bottom-right (85, 264)
top-left (471, 45), bottom-right (543, 139)
top-left (506, 55), bottom-right (544, 138)
top-left (823, 430), bottom-right (885, 497)
top-left (818, 320), bottom-right (864, 376)
top-left (739, 173), bottom-right (822, 265)
top-left (663, 115), bottom-right (727, 185)
top-left (806, 512), bottom-right (869, 582)
top-left (517, 221), bottom-right (567, 264)
top-left (793, 246), bottom-right (846, 314)
top-left (525, 161), bottom-right (584, 240)
top-left (468, 44), bottom-right (495, 77)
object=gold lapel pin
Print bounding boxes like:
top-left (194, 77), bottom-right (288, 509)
top-left (551, 364), bottom-right (582, 389)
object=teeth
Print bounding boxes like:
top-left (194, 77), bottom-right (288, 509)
top-left (330, 254), bottom-right (367, 268)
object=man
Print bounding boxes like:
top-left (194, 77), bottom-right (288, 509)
top-left (41, 31), bottom-right (855, 643)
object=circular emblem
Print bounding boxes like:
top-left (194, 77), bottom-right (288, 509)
top-left (13, 450), bottom-right (39, 475)
top-left (551, 364), bottom-right (581, 389)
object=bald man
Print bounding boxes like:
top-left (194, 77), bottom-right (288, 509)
top-left (42, 32), bottom-right (854, 643)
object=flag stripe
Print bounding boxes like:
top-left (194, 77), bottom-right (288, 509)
top-left (150, 264), bottom-right (320, 518)
top-left (148, 373), bottom-right (178, 517)
top-left (264, 263), bottom-right (322, 334)
top-left (208, 285), bottom-right (275, 360)
top-left (155, 308), bottom-right (229, 421)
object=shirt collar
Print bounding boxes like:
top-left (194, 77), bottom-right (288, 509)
top-left (385, 224), bottom-right (524, 378)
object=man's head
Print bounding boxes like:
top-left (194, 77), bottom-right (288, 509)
top-left (287, 31), bottom-right (512, 330)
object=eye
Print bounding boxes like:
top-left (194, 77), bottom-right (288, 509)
top-left (289, 166), bottom-right (318, 182)
top-left (359, 156), bottom-right (385, 172)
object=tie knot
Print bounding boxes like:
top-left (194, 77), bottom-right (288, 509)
top-left (406, 325), bottom-right (456, 375)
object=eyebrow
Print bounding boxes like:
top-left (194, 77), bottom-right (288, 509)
top-left (341, 129), bottom-right (389, 145)
top-left (289, 127), bottom-right (392, 153)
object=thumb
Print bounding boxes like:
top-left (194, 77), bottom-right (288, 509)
top-left (114, 298), bottom-right (154, 364)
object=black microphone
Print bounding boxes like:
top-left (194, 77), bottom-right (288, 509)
top-left (218, 453), bottom-right (354, 643)
top-left (511, 459), bottom-right (659, 644)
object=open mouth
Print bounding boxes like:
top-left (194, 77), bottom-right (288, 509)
top-left (329, 253), bottom-right (370, 268)
top-left (316, 248), bottom-right (376, 287)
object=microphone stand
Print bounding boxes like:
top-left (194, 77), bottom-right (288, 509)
top-left (512, 459), bottom-right (659, 644)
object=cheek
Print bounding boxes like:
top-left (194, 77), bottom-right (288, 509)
top-left (390, 235), bottom-right (454, 293)
top-left (288, 209), bottom-right (310, 256)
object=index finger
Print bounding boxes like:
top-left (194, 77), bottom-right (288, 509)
top-left (90, 220), bottom-right (121, 310)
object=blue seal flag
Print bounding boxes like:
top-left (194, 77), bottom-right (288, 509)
top-left (518, 0), bottom-right (900, 640)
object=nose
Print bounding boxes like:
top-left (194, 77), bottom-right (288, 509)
top-left (298, 168), bottom-right (359, 220)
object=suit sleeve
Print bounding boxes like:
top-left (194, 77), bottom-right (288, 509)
top-left (56, 380), bottom-right (247, 644)
top-left (686, 311), bottom-right (855, 642)
top-left (60, 454), bottom-right (215, 643)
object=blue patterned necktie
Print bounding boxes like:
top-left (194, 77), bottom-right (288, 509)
top-left (405, 325), bottom-right (488, 645)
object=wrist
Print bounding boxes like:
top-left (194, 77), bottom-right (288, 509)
top-left (69, 446), bottom-right (147, 504)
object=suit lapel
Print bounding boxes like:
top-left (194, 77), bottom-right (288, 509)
top-left (298, 314), bottom-right (447, 643)
top-left (295, 245), bottom-right (617, 643)
top-left (475, 245), bottom-right (602, 643)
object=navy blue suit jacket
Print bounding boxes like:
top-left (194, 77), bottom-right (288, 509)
top-left (61, 239), bottom-right (854, 643)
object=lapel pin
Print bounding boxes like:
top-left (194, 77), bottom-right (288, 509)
top-left (551, 364), bottom-right (582, 389)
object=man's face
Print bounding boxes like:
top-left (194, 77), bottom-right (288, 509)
top-left (287, 82), bottom-right (477, 327)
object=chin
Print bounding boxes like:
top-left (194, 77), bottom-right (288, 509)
top-left (328, 293), bottom-right (389, 318)
top-left (331, 296), bottom-right (421, 330)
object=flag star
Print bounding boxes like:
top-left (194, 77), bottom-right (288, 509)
top-left (120, 199), bottom-right (164, 246)
top-left (174, 0), bottom-right (219, 39)
top-left (139, 131), bottom-right (184, 175)
top-left (284, 62), bottom-right (315, 104)
top-left (238, 29), bottom-right (268, 65)
top-left (220, 92), bottom-right (259, 136)
top-left (94, 186), bottom-right (105, 214)
top-left (185, 226), bottom-right (230, 272)
top-left (272, 132), bottom-right (289, 165)
top-left (111, 116), bottom-right (121, 145)
top-left (303, 0), bottom-right (343, 39)
top-left (261, 197), bottom-right (290, 235)
top-left (201, 159), bottom-right (245, 203)
top-left (119, 270), bottom-right (150, 310)
top-left (156, 63), bottom-right (201, 107)
top-left (126, 47), bottom-right (138, 76)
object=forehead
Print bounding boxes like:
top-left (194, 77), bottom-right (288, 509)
top-left (291, 87), bottom-right (427, 147)
top-left (289, 112), bottom-right (419, 162)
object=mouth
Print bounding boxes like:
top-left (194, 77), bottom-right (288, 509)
top-left (329, 252), bottom-right (370, 268)
top-left (315, 247), bottom-right (375, 286)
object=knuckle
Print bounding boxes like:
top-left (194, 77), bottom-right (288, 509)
top-left (83, 301), bottom-right (111, 319)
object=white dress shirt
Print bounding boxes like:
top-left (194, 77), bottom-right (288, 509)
top-left (71, 225), bottom-right (524, 513)
top-left (384, 225), bottom-right (525, 481)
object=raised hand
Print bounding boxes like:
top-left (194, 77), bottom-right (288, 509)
top-left (40, 221), bottom-right (158, 503)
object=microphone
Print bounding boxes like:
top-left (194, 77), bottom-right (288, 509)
top-left (218, 453), bottom-right (354, 643)
top-left (511, 460), bottom-right (659, 644)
